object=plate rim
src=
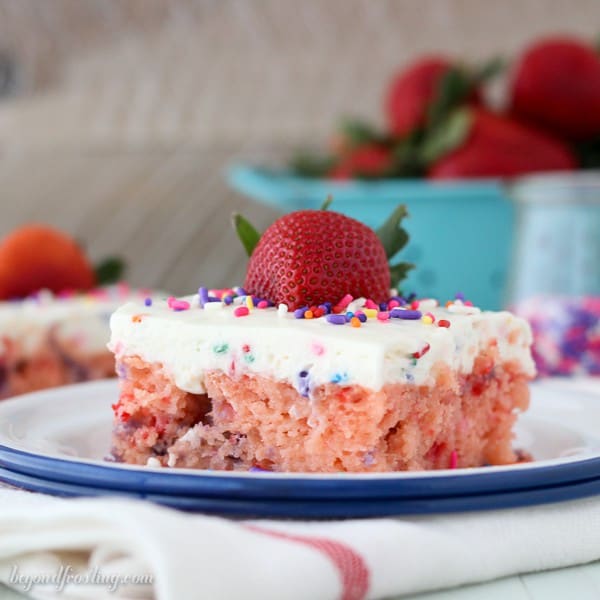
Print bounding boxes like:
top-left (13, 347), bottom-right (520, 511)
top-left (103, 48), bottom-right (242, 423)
top-left (3, 464), bottom-right (600, 518)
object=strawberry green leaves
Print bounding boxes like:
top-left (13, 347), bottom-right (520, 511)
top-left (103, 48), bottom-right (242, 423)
top-left (472, 57), bottom-right (504, 85)
top-left (337, 117), bottom-right (389, 148)
top-left (389, 262), bottom-right (414, 289)
top-left (427, 58), bottom-right (502, 130)
top-left (427, 67), bottom-right (474, 130)
top-left (419, 108), bottom-right (472, 164)
top-left (375, 204), bottom-right (414, 288)
top-left (376, 204), bottom-right (409, 258)
top-left (94, 257), bottom-right (126, 285)
top-left (232, 213), bottom-right (261, 257)
top-left (288, 56), bottom-right (505, 179)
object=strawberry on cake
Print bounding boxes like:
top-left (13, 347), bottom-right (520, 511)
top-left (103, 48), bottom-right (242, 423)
top-left (0, 224), bottom-right (149, 398)
top-left (109, 205), bottom-right (535, 472)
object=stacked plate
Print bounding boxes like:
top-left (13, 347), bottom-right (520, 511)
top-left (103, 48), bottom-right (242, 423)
top-left (0, 379), bottom-right (599, 518)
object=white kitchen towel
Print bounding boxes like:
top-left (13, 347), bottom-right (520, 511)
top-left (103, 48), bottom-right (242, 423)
top-left (1, 488), bottom-right (600, 600)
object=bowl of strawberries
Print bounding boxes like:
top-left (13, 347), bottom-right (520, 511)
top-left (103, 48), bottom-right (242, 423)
top-left (229, 35), bottom-right (600, 310)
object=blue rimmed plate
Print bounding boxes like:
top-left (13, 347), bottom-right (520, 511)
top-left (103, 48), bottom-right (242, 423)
top-left (2, 464), bottom-right (600, 518)
top-left (0, 379), bottom-right (599, 512)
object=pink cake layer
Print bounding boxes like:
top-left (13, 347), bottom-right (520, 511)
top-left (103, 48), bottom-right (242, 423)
top-left (111, 344), bottom-right (530, 472)
top-left (0, 336), bottom-right (115, 399)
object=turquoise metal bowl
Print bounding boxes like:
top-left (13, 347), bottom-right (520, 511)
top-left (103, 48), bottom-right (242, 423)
top-left (228, 165), bottom-right (514, 310)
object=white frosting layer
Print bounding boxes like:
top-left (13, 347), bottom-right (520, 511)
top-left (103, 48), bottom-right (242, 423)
top-left (0, 286), bottom-right (154, 355)
top-left (109, 294), bottom-right (535, 394)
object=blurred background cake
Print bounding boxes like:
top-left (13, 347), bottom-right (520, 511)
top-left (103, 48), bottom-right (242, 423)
top-left (0, 0), bottom-right (597, 381)
top-left (0, 224), bottom-right (157, 398)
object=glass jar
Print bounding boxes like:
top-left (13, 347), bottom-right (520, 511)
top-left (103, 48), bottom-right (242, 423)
top-left (507, 172), bottom-right (600, 376)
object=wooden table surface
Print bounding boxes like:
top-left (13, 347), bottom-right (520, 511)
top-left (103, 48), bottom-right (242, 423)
top-left (0, 148), bottom-right (279, 294)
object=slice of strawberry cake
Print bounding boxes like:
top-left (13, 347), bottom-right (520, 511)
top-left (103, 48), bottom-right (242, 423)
top-left (0, 284), bottom-right (155, 399)
top-left (108, 206), bottom-right (535, 472)
top-left (0, 224), bottom-right (152, 399)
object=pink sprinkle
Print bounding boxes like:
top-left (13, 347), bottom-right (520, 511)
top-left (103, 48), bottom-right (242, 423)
top-left (365, 299), bottom-right (378, 310)
top-left (337, 294), bottom-right (354, 309)
top-left (411, 300), bottom-right (420, 310)
top-left (257, 300), bottom-right (269, 309)
top-left (450, 450), bottom-right (458, 469)
top-left (465, 300), bottom-right (473, 307)
top-left (412, 343), bottom-right (431, 359)
top-left (311, 342), bottom-right (325, 356)
top-left (167, 297), bottom-right (190, 311)
top-left (377, 311), bottom-right (390, 321)
top-left (388, 299), bottom-right (400, 309)
top-left (234, 306), bottom-right (250, 317)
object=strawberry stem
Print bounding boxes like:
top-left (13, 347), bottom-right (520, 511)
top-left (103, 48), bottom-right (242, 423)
top-left (320, 195), bottom-right (333, 211)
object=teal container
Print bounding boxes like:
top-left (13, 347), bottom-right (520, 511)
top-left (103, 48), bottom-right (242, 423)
top-left (228, 165), bottom-right (515, 310)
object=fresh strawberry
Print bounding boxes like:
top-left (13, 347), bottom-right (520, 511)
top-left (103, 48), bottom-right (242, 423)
top-left (384, 56), bottom-right (483, 138)
top-left (510, 37), bottom-right (600, 140)
top-left (0, 225), bottom-right (96, 299)
top-left (234, 205), bottom-right (412, 311)
top-left (329, 144), bottom-right (392, 180)
top-left (428, 109), bottom-right (577, 179)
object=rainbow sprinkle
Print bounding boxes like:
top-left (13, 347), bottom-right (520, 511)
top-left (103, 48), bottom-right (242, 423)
top-left (421, 312), bottom-right (435, 325)
top-left (412, 343), bottom-right (431, 359)
top-left (391, 308), bottom-right (422, 320)
top-left (450, 450), bottom-right (458, 469)
top-left (326, 314), bottom-right (346, 325)
top-left (167, 297), bottom-right (191, 311)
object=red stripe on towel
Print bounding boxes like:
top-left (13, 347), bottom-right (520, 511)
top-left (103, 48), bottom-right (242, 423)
top-left (244, 524), bottom-right (370, 600)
